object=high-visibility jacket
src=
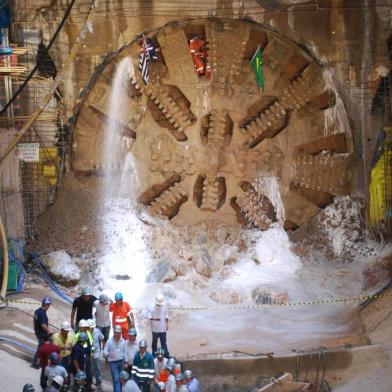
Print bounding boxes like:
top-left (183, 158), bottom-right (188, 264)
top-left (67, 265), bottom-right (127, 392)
top-left (132, 351), bottom-right (155, 383)
top-left (52, 331), bottom-right (75, 358)
top-left (74, 330), bottom-right (94, 352)
top-left (110, 301), bottom-right (132, 325)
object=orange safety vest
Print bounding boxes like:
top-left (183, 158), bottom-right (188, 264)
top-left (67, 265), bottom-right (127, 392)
top-left (110, 301), bottom-right (132, 325)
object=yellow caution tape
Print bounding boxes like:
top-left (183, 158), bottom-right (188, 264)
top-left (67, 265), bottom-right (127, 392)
top-left (1, 291), bottom-right (391, 311)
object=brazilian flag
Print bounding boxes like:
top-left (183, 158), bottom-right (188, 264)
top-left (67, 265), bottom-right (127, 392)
top-left (251, 45), bottom-right (265, 90)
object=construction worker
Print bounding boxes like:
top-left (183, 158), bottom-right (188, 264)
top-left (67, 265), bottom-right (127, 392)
top-left (150, 294), bottom-right (169, 358)
top-left (153, 348), bottom-right (168, 391)
top-left (74, 318), bottom-right (94, 387)
top-left (188, 34), bottom-right (209, 76)
top-left (46, 375), bottom-right (64, 392)
top-left (32, 296), bottom-right (52, 368)
top-left (167, 357), bottom-right (181, 375)
top-left (103, 324), bottom-right (128, 392)
top-left (73, 371), bottom-right (87, 392)
top-left (93, 294), bottom-right (111, 344)
top-left (110, 292), bottom-right (135, 340)
top-left (70, 332), bottom-right (92, 390)
top-left (37, 334), bottom-right (59, 390)
top-left (120, 370), bottom-right (141, 392)
top-left (184, 369), bottom-right (200, 392)
top-left (22, 384), bottom-right (35, 392)
top-left (71, 288), bottom-right (97, 330)
top-left (175, 373), bottom-right (187, 392)
top-left (163, 364), bottom-right (176, 392)
top-left (45, 352), bottom-right (68, 387)
top-left (74, 319), bottom-right (94, 349)
top-left (52, 321), bottom-right (74, 372)
top-left (132, 340), bottom-right (155, 392)
top-left (124, 327), bottom-right (139, 374)
top-left (88, 318), bottom-right (104, 391)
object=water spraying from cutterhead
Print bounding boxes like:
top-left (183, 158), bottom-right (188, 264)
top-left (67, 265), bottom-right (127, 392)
top-left (99, 57), bottom-right (151, 305)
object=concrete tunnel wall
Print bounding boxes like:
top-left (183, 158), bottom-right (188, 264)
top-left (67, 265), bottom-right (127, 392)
top-left (177, 345), bottom-right (388, 391)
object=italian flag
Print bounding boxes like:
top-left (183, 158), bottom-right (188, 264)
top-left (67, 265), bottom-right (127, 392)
top-left (251, 45), bottom-right (265, 90)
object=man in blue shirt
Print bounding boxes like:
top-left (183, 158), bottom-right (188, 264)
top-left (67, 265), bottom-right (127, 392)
top-left (71, 332), bottom-right (92, 390)
top-left (184, 369), bottom-right (200, 392)
top-left (32, 296), bottom-right (52, 368)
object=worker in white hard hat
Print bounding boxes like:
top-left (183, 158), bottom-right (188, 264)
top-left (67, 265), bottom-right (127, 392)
top-left (46, 374), bottom-right (63, 392)
top-left (184, 369), bottom-right (200, 392)
top-left (52, 321), bottom-right (74, 372)
top-left (175, 373), bottom-right (187, 392)
top-left (74, 319), bottom-right (94, 349)
top-left (103, 324), bottom-right (128, 392)
top-left (149, 294), bottom-right (170, 358)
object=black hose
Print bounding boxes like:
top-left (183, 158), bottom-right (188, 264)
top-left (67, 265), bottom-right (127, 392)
top-left (0, 0), bottom-right (77, 116)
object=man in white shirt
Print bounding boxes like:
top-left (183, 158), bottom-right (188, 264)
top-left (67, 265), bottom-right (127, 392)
top-left (103, 325), bottom-right (127, 392)
top-left (184, 369), bottom-right (200, 392)
top-left (124, 327), bottom-right (139, 373)
top-left (149, 294), bottom-right (169, 357)
top-left (93, 294), bottom-right (111, 345)
top-left (153, 348), bottom-right (168, 390)
top-left (164, 364), bottom-right (176, 392)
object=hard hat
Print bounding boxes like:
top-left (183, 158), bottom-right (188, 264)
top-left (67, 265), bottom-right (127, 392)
top-left (87, 319), bottom-right (96, 328)
top-left (81, 287), bottom-right (91, 296)
top-left (184, 369), bottom-right (193, 379)
top-left (167, 357), bottom-right (177, 367)
top-left (78, 332), bottom-right (89, 342)
top-left (115, 292), bottom-right (123, 301)
top-left (74, 371), bottom-right (87, 381)
top-left (42, 296), bottom-right (52, 305)
top-left (49, 352), bottom-right (60, 364)
top-left (166, 364), bottom-right (175, 373)
top-left (139, 339), bottom-right (148, 348)
top-left (114, 325), bottom-right (123, 333)
top-left (120, 370), bottom-right (129, 381)
top-left (99, 294), bottom-right (109, 304)
top-left (23, 384), bottom-right (35, 392)
top-left (78, 319), bottom-right (89, 328)
top-left (175, 373), bottom-right (185, 382)
top-left (128, 327), bottom-right (137, 336)
top-left (155, 348), bottom-right (165, 357)
top-left (52, 375), bottom-right (64, 386)
top-left (155, 294), bottom-right (165, 305)
top-left (60, 321), bottom-right (71, 331)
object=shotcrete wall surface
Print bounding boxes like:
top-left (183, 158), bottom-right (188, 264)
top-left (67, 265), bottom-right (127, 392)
top-left (180, 345), bottom-right (389, 391)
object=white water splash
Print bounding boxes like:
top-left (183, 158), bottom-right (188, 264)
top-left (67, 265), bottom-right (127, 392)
top-left (99, 57), bottom-right (150, 305)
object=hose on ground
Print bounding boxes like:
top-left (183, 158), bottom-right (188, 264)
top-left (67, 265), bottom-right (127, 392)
top-left (0, 336), bottom-right (35, 353)
top-left (29, 252), bottom-right (73, 305)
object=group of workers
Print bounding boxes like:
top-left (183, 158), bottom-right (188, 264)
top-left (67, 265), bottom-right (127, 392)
top-left (23, 288), bottom-right (200, 392)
